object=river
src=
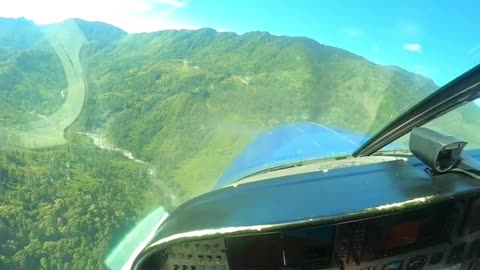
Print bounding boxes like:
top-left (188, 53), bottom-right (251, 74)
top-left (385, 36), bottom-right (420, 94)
top-left (79, 132), bottom-right (180, 208)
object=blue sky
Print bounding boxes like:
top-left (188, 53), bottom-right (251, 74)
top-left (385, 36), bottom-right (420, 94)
top-left (1, 0), bottom-right (478, 85)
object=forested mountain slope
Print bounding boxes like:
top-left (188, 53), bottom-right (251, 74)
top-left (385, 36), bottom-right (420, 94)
top-left (77, 27), bottom-right (439, 196)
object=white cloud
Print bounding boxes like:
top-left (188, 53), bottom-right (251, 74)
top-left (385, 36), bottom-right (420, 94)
top-left (403, 43), bottom-right (422, 53)
top-left (217, 28), bottom-right (227, 33)
top-left (0, 0), bottom-right (192, 33)
top-left (342, 27), bottom-right (363, 37)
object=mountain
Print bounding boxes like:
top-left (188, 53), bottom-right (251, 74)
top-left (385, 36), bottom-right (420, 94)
top-left (59, 19), bottom-right (127, 44)
top-left (77, 26), bottom-right (440, 196)
top-left (0, 18), bottom-right (479, 270)
top-left (0, 18), bottom-right (126, 127)
top-left (0, 19), bottom-right (67, 125)
top-left (0, 18), bottom-right (43, 51)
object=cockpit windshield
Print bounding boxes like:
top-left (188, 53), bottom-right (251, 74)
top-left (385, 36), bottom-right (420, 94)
top-left (0, 1), bottom-right (479, 269)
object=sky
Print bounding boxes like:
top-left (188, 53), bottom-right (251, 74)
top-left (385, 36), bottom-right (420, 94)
top-left (0, 0), bottom-right (479, 86)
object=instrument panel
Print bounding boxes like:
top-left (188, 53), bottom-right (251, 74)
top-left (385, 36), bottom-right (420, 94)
top-left (148, 195), bottom-right (480, 270)
top-left (227, 226), bottom-right (334, 270)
